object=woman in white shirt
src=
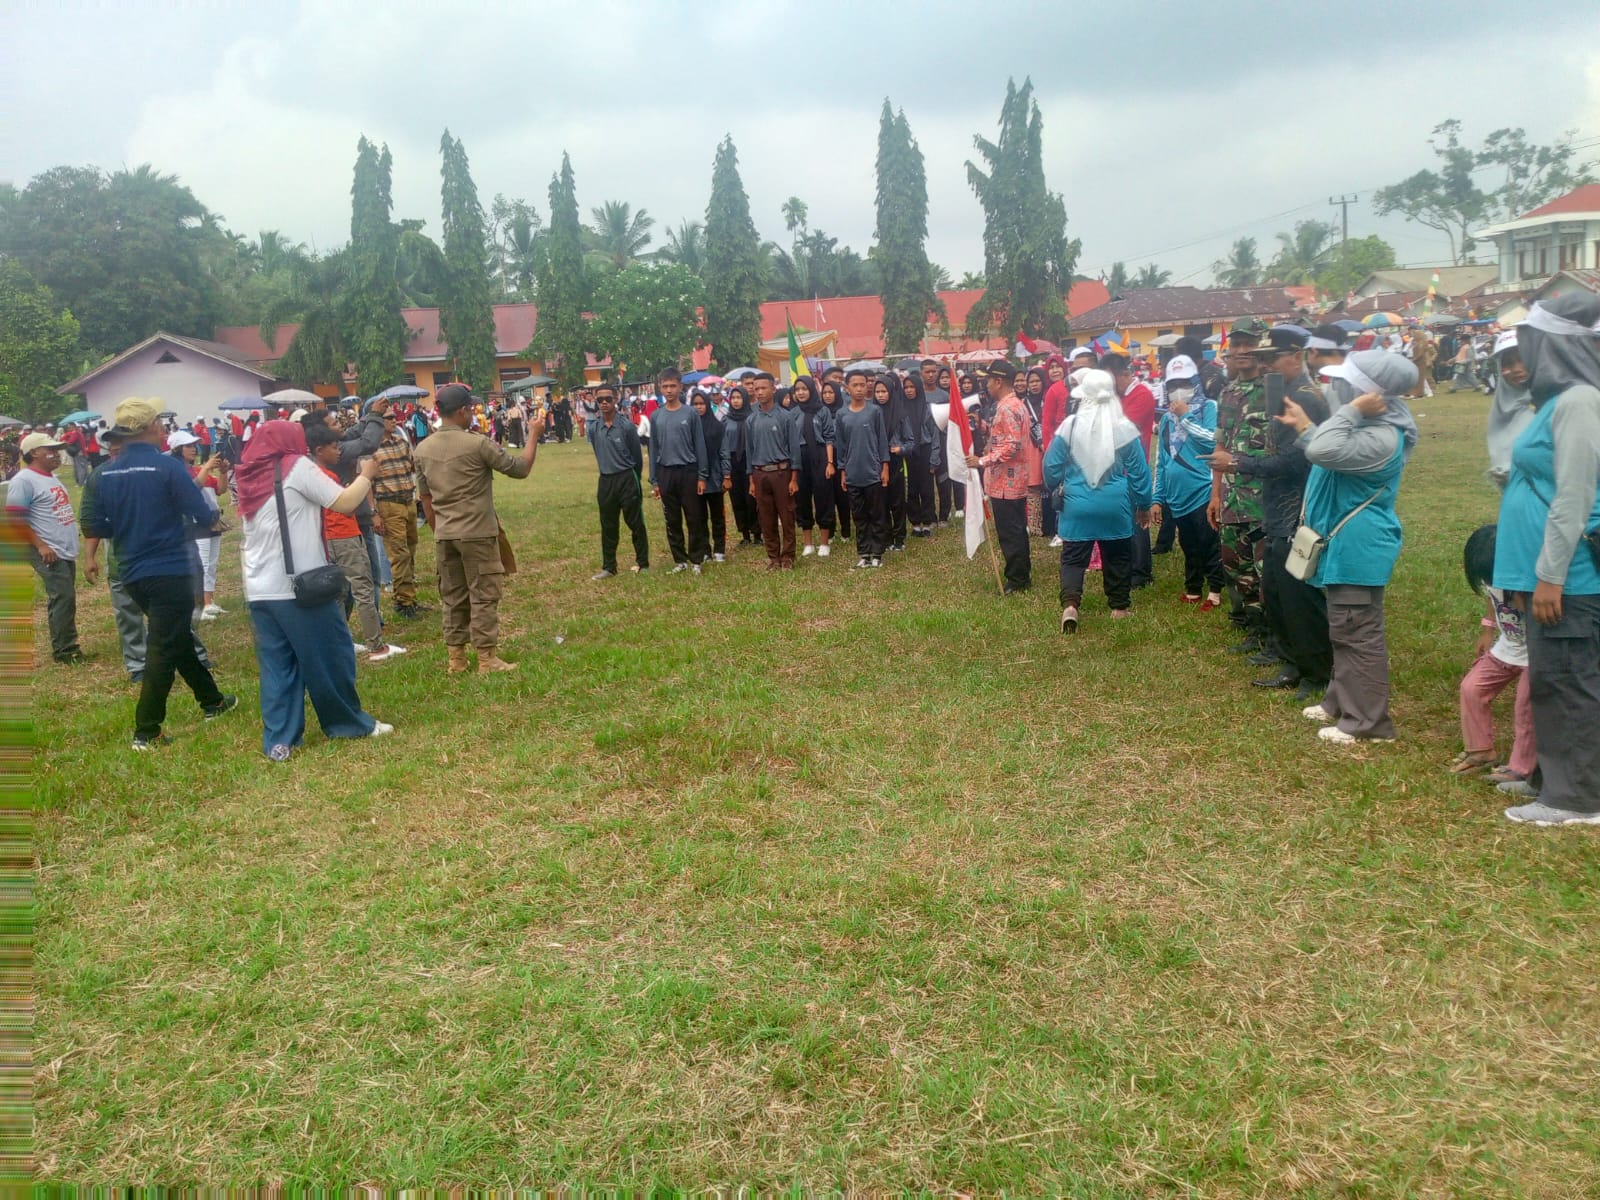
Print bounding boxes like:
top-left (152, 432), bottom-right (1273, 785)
top-left (235, 421), bottom-right (392, 762)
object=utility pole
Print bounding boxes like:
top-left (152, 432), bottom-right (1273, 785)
top-left (1329, 194), bottom-right (1357, 292)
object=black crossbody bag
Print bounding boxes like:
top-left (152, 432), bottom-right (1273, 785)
top-left (274, 462), bottom-right (347, 608)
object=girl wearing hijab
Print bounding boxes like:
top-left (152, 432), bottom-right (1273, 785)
top-left (1153, 356), bottom-right (1224, 610)
top-left (1035, 364), bottom-right (1070, 545)
top-left (1044, 369), bottom-right (1153, 632)
top-left (235, 420), bottom-right (391, 761)
top-left (723, 386), bottom-right (758, 546)
top-left (1484, 329), bottom-right (1533, 489)
top-left (1280, 348), bottom-right (1419, 746)
top-left (901, 372), bottom-right (940, 537)
top-left (1491, 294), bottom-right (1600, 826)
top-left (873, 374), bottom-right (914, 551)
top-left (690, 390), bottom-right (733, 561)
top-left (820, 378), bottom-right (852, 540)
top-left (1020, 366), bottom-right (1050, 538)
top-left (790, 376), bottom-right (837, 558)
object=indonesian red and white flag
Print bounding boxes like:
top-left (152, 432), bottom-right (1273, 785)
top-left (1013, 331), bottom-right (1039, 358)
top-left (942, 388), bottom-right (988, 560)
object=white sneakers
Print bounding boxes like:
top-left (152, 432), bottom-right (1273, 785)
top-left (1301, 704), bottom-right (1333, 722)
top-left (1317, 724), bottom-right (1394, 746)
top-left (1048, 535), bottom-right (1063, 548)
top-left (817, 544), bottom-right (831, 558)
top-left (802, 544), bottom-right (816, 557)
top-left (201, 603), bottom-right (226, 619)
top-left (369, 721), bottom-right (394, 737)
top-left (368, 644), bottom-right (407, 663)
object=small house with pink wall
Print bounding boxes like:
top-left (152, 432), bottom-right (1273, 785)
top-left (56, 331), bottom-right (279, 425)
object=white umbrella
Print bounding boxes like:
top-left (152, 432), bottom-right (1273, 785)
top-left (261, 388), bottom-right (324, 409)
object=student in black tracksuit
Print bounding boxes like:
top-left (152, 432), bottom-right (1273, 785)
top-left (647, 368), bottom-right (710, 571)
top-left (820, 379), bottom-right (851, 539)
top-left (838, 368), bottom-right (891, 567)
top-left (791, 376), bottom-right (837, 558)
top-left (873, 374), bottom-right (914, 552)
top-left (902, 372), bottom-right (940, 537)
top-left (690, 389), bottom-right (733, 561)
top-left (723, 387), bottom-right (759, 545)
top-left (587, 385), bottom-right (650, 578)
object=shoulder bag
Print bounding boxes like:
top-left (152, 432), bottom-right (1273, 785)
top-left (274, 462), bottom-right (348, 607)
top-left (1285, 427), bottom-right (1401, 582)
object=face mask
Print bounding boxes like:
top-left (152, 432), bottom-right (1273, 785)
top-left (1166, 384), bottom-right (1195, 406)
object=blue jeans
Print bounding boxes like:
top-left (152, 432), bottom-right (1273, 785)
top-left (365, 527), bottom-right (393, 588)
top-left (248, 598), bottom-right (376, 755)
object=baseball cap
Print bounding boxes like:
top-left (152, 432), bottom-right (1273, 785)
top-left (111, 397), bottom-right (163, 435)
top-left (1307, 323), bottom-right (1352, 352)
top-left (167, 430), bottom-right (200, 448)
top-left (1229, 316), bottom-right (1270, 340)
top-left (980, 359), bottom-right (1018, 382)
top-left (1164, 354), bottom-right (1199, 382)
top-left (435, 383), bottom-right (474, 414)
top-left (1492, 330), bottom-right (1518, 357)
top-left (1067, 345), bottom-right (1095, 361)
top-left (19, 432), bottom-right (65, 457)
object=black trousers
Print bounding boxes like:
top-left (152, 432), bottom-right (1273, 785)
top-left (124, 572), bottom-right (224, 739)
top-left (699, 491), bottom-right (727, 554)
top-left (990, 496), bottom-right (1031, 589)
top-left (849, 482), bottom-right (888, 557)
top-left (598, 470), bottom-right (649, 572)
top-left (1173, 505), bottom-right (1225, 596)
top-left (906, 444), bottom-right (937, 527)
top-left (1040, 483), bottom-right (1060, 538)
top-left (657, 465), bottom-right (709, 564)
top-left (1129, 524), bottom-right (1153, 586)
top-left (729, 462), bottom-right (758, 538)
top-left (795, 446), bottom-right (836, 532)
top-left (884, 454), bottom-right (908, 545)
top-left (833, 465), bottom-right (852, 537)
top-left (1154, 501), bottom-right (1177, 552)
top-left (936, 472), bottom-right (955, 522)
top-left (1263, 534), bottom-right (1332, 684)
top-left (1059, 537), bottom-right (1134, 610)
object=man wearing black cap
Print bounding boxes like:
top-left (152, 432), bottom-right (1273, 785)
top-left (1210, 325), bottom-right (1332, 698)
top-left (414, 383), bottom-right (543, 673)
top-left (1205, 317), bottom-right (1271, 649)
top-left (964, 359), bottom-right (1032, 593)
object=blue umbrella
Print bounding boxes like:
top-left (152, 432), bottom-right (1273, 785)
top-left (1334, 319), bottom-right (1365, 333)
top-left (219, 396), bottom-right (270, 411)
top-left (680, 370), bottom-right (710, 385)
top-left (58, 410), bottom-right (98, 425)
top-left (370, 384), bottom-right (430, 401)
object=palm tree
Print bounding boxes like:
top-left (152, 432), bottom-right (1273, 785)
top-left (660, 219), bottom-right (704, 274)
top-left (1132, 263), bottom-right (1171, 289)
top-left (1265, 220), bottom-right (1336, 285)
top-left (1211, 238), bottom-right (1261, 287)
top-left (1105, 262), bottom-right (1130, 296)
top-left (957, 270), bottom-right (986, 290)
top-left (588, 200), bottom-right (654, 270)
top-left (782, 196), bottom-right (809, 238)
top-left (394, 220), bottom-right (446, 307)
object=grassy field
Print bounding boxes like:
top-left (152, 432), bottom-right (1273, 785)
top-left (31, 388), bottom-right (1600, 1194)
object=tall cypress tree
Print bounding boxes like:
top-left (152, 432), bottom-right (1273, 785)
top-left (438, 130), bottom-right (498, 390)
top-left (874, 102), bottom-right (942, 356)
top-left (701, 136), bottom-right (764, 370)
top-left (346, 136), bottom-right (408, 389)
top-left (531, 152), bottom-right (589, 391)
top-left (965, 80), bottom-right (1079, 344)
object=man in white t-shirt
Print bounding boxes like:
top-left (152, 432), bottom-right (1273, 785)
top-left (7, 433), bottom-right (81, 663)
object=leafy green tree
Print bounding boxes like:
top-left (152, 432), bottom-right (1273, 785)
top-left (343, 137), bottom-right (408, 390)
top-left (0, 262), bottom-right (80, 422)
top-left (1211, 238), bottom-right (1261, 287)
top-left (1264, 219), bottom-right (1336, 285)
top-left (957, 270), bottom-right (986, 290)
top-left (1479, 125), bottom-right (1596, 220)
top-left (966, 80), bottom-right (1079, 343)
top-left (531, 153), bottom-right (590, 391)
top-left (660, 220), bottom-right (705, 274)
top-left (487, 196), bottom-right (543, 298)
top-left (437, 130), bottom-right (499, 390)
top-left (1314, 235), bottom-right (1398, 300)
top-left (589, 263), bottom-right (706, 379)
top-left (701, 136), bottom-right (765, 370)
top-left (1132, 263), bottom-right (1171, 289)
top-left (586, 201), bottom-right (654, 273)
top-left (263, 250), bottom-right (352, 388)
top-left (875, 102), bottom-right (944, 355)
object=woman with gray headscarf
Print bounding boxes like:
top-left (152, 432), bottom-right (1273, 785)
top-left (1491, 293), bottom-right (1600, 827)
top-left (1276, 349), bottom-right (1419, 744)
top-left (1484, 329), bottom-right (1533, 489)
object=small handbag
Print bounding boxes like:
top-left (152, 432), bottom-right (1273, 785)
top-left (274, 462), bottom-right (348, 608)
top-left (1286, 489), bottom-right (1383, 582)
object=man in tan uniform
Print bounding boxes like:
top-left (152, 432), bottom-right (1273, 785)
top-left (414, 383), bottom-right (544, 673)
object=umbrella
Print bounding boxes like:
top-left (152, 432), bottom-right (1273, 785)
top-left (261, 388), bottom-right (324, 408)
top-left (158, 411), bottom-right (177, 420)
top-left (895, 356), bottom-right (925, 369)
top-left (504, 374), bottom-right (555, 393)
top-left (698, 374), bottom-right (726, 388)
top-left (680, 370), bottom-right (711, 385)
top-left (1202, 333), bottom-right (1223, 345)
top-left (955, 348), bottom-right (1004, 364)
top-left (725, 367), bottom-right (759, 380)
top-left (1422, 313), bottom-right (1461, 327)
top-left (58, 410), bottom-right (98, 425)
top-left (1362, 312), bottom-right (1403, 328)
top-left (369, 384), bottom-right (430, 401)
top-left (1333, 319), bottom-right (1365, 333)
top-left (0, 416), bottom-right (25, 428)
top-left (1148, 333), bottom-right (1184, 348)
top-left (847, 359), bottom-right (888, 373)
top-left (218, 396), bottom-right (270, 410)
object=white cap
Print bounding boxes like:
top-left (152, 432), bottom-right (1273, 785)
top-left (167, 430), bottom-right (200, 448)
top-left (1492, 330), bottom-right (1518, 357)
top-left (1164, 354), bottom-right (1198, 382)
top-left (1068, 345), bottom-right (1095, 360)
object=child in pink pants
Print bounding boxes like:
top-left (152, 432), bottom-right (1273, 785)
top-left (1453, 526), bottom-right (1535, 783)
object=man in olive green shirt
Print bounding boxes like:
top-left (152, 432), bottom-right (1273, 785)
top-left (414, 384), bottom-right (544, 673)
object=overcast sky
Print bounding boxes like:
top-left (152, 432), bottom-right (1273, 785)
top-left (4, 0), bottom-right (1598, 290)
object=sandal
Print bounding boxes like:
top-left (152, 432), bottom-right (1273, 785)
top-left (1448, 750), bottom-right (1498, 774)
top-left (1484, 766), bottom-right (1528, 786)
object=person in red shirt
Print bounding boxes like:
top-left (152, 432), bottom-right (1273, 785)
top-left (1102, 353), bottom-right (1157, 589)
top-left (309, 424), bottom-right (405, 664)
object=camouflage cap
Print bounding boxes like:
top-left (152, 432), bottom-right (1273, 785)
top-left (1229, 316), bottom-right (1271, 340)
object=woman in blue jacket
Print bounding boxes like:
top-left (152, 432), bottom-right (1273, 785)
top-left (1043, 368), bottom-right (1153, 633)
top-left (1491, 294), bottom-right (1600, 827)
top-left (1278, 349), bottom-right (1417, 745)
top-left (1153, 355), bottom-right (1224, 609)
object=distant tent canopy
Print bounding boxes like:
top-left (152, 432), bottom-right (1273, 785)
top-left (756, 329), bottom-right (837, 381)
top-left (504, 374), bottom-right (557, 393)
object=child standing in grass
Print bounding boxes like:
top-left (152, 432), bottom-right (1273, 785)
top-left (1453, 524), bottom-right (1535, 784)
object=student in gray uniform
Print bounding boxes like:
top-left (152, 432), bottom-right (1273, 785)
top-left (587, 384), bottom-right (650, 579)
top-left (838, 368), bottom-right (892, 568)
top-left (647, 367), bottom-right (710, 573)
top-left (691, 389), bottom-right (732, 562)
top-left (791, 376), bottom-right (837, 558)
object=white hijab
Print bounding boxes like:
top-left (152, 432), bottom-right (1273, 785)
top-left (1057, 368), bottom-right (1139, 487)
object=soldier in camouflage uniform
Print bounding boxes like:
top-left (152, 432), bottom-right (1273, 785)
top-left (1205, 317), bottom-right (1270, 649)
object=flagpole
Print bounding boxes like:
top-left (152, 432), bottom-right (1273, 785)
top-left (981, 493), bottom-right (1005, 594)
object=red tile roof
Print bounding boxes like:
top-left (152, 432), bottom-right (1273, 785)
top-left (1519, 183), bottom-right (1600, 219)
top-left (1069, 285), bottom-right (1307, 332)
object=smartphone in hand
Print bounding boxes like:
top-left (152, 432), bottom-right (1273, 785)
top-left (1264, 372), bottom-right (1286, 420)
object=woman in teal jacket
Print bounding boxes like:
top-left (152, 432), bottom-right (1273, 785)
top-left (1491, 294), bottom-right (1600, 827)
top-left (1043, 368), bottom-right (1152, 633)
top-left (1277, 349), bottom-right (1417, 745)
